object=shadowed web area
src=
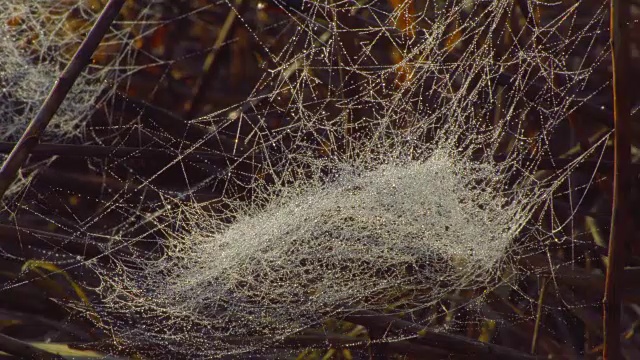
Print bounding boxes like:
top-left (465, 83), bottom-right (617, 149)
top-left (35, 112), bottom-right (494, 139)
top-left (0, 0), bottom-right (620, 358)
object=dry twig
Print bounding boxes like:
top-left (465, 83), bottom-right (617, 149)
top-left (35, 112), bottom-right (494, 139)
top-left (183, 0), bottom-right (245, 118)
top-left (603, 0), bottom-right (631, 359)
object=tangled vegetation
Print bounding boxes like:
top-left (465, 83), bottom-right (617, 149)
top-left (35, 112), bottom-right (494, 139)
top-left (0, 0), bottom-right (637, 359)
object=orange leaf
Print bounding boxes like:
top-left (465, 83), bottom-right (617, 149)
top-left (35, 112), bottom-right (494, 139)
top-left (387, 0), bottom-right (415, 36)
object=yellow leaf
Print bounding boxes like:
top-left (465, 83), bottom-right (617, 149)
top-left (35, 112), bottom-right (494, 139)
top-left (478, 319), bottom-right (496, 343)
top-left (22, 260), bottom-right (100, 323)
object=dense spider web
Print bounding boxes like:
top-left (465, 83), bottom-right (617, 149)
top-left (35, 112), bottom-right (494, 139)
top-left (0, 0), bottom-right (614, 358)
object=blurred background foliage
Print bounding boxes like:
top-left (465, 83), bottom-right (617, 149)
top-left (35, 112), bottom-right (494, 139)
top-left (0, 0), bottom-right (639, 359)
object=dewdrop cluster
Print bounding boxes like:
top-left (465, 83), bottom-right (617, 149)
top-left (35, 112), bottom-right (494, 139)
top-left (92, 148), bottom-right (542, 356)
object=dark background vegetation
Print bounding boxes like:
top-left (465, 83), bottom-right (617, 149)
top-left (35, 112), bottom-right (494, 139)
top-left (0, 0), bottom-right (640, 359)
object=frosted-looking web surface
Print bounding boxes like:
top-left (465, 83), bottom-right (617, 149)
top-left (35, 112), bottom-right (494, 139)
top-left (96, 149), bottom-right (546, 355)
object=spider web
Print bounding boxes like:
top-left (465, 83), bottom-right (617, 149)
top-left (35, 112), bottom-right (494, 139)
top-left (0, 0), bottom-right (180, 199)
top-left (0, 0), bottom-right (615, 358)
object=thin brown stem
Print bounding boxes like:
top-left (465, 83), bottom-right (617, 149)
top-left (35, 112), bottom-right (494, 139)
top-left (0, 0), bottom-right (126, 200)
top-left (0, 142), bottom-right (225, 161)
top-left (603, 0), bottom-right (631, 359)
top-left (183, 0), bottom-right (244, 119)
top-left (3, 142), bottom-right (633, 174)
top-left (531, 277), bottom-right (548, 354)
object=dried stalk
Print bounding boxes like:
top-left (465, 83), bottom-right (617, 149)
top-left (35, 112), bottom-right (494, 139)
top-left (603, 0), bottom-right (631, 359)
top-left (531, 277), bottom-right (548, 354)
top-left (183, 0), bottom-right (244, 118)
top-left (3, 142), bottom-right (633, 175)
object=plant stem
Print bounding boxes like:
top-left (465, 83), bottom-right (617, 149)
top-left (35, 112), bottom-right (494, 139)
top-left (0, 0), bottom-right (126, 200)
top-left (183, 0), bottom-right (243, 119)
top-left (603, 0), bottom-right (631, 359)
top-left (531, 277), bottom-right (548, 354)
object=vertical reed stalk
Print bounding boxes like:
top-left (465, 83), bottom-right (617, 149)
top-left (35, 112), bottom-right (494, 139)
top-left (603, 0), bottom-right (631, 359)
